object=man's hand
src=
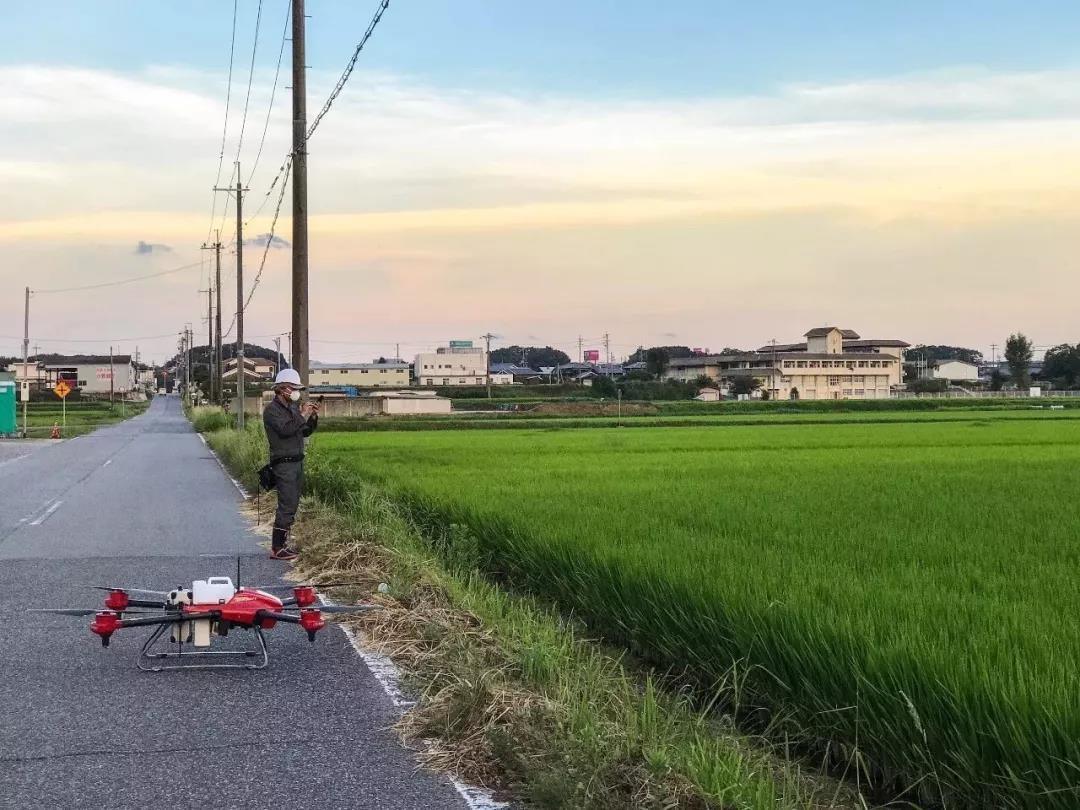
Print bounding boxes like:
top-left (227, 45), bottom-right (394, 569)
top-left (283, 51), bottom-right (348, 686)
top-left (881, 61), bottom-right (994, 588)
top-left (301, 401), bottom-right (319, 419)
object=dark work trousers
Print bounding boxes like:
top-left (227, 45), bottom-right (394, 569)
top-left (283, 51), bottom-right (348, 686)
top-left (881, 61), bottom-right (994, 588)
top-left (273, 460), bottom-right (303, 548)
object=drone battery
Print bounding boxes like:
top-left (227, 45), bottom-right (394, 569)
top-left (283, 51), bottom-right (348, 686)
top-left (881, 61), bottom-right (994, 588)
top-left (192, 619), bottom-right (212, 647)
top-left (192, 577), bottom-right (236, 605)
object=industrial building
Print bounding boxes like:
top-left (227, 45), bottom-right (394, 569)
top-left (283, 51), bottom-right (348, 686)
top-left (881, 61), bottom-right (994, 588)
top-left (415, 342), bottom-right (489, 386)
top-left (310, 360), bottom-right (411, 387)
top-left (43, 355), bottom-right (138, 396)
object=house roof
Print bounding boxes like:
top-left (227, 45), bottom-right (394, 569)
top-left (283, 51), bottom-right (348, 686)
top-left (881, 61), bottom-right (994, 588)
top-left (930, 359), bottom-right (979, 368)
top-left (756, 338), bottom-right (910, 352)
top-left (804, 327), bottom-right (860, 339)
top-left (668, 354), bottom-right (768, 367)
top-left (489, 363), bottom-right (540, 375)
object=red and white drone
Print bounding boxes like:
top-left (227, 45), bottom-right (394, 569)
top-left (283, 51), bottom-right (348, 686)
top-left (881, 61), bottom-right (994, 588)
top-left (33, 577), bottom-right (373, 671)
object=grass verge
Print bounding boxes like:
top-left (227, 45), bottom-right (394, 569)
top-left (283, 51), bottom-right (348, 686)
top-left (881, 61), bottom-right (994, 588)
top-left (198, 420), bottom-right (863, 809)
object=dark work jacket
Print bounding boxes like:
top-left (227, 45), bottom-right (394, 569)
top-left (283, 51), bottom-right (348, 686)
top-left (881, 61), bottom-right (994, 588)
top-left (263, 397), bottom-right (318, 461)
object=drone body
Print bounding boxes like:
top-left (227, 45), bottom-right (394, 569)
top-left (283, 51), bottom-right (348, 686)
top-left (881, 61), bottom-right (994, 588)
top-left (37, 577), bottom-right (370, 671)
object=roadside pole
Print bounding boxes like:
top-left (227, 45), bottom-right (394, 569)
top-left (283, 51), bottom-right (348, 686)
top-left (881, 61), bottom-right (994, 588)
top-left (21, 286), bottom-right (29, 438)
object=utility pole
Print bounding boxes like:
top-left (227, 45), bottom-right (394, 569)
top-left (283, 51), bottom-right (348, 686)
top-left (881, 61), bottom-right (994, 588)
top-left (291, 0), bottom-right (310, 389)
top-left (603, 333), bottom-right (611, 369)
top-left (203, 231), bottom-right (224, 403)
top-left (395, 342), bottom-right (400, 363)
top-left (216, 168), bottom-right (248, 426)
top-left (577, 335), bottom-right (583, 363)
top-left (274, 336), bottom-right (282, 376)
top-left (235, 168), bottom-right (246, 428)
top-left (109, 345), bottom-right (115, 404)
top-left (21, 286), bottom-right (29, 437)
top-left (199, 284), bottom-right (213, 401)
top-left (482, 332), bottom-right (495, 400)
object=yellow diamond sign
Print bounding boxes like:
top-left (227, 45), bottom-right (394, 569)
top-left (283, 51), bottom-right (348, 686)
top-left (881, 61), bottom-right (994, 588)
top-left (53, 380), bottom-right (71, 400)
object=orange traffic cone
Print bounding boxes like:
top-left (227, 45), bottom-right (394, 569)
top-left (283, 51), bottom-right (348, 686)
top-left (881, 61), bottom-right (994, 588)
top-left (51, 423), bottom-right (61, 439)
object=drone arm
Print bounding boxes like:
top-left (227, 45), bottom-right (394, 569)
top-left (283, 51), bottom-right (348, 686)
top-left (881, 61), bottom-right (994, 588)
top-left (118, 612), bottom-right (217, 628)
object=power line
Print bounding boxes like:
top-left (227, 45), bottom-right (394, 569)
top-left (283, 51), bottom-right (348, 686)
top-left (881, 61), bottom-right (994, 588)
top-left (245, 1), bottom-right (290, 194)
top-left (234, 0), bottom-right (263, 167)
top-left (0, 332), bottom-right (180, 343)
top-left (306, 0), bottom-right (391, 142)
top-left (34, 261), bottom-right (203, 294)
top-left (206, 0), bottom-right (240, 243)
top-left (226, 0), bottom-right (392, 333)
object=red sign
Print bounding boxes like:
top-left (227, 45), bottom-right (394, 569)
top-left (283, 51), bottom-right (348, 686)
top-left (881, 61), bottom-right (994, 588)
top-left (583, 349), bottom-right (600, 362)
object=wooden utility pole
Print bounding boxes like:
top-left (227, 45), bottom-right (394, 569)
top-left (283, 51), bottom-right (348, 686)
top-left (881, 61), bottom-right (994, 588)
top-left (109, 345), bottom-right (115, 404)
top-left (291, 0), bottom-right (310, 389)
top-left (204, 287), bottom-right (213, 400)
top-left (235, 166), bottom-right (246, 428)
top-left (21, 286), bottom-right (29, 437)
top-left (214, 233), bottom-right (223, 404)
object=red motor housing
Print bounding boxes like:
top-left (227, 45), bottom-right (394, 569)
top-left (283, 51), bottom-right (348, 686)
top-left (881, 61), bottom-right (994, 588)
top-left (104, 590), bottom-right (129, 612)
top-left (299, 608), bottom-right (325, 641)
top-left (293, 586), bottom-right (317, 608)
top-left (91, 611), bottom-right (121, 646)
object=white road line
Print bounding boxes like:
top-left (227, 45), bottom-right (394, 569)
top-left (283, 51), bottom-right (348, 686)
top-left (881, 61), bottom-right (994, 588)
top-left (0, 454), bottom-right (29, 469)
top-left (199, 433), bottom-right (250, 498)
top-left (29, 500), bottom-right (63, 526)
top-left (102, 459), bottom-right (112, 467)
top-left (319, 594), bottom-right (508, 810)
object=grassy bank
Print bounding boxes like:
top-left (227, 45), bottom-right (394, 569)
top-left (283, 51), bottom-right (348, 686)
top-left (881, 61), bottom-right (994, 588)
top-left (21, 400), bottom-right (148, 437)
top-left (313, 418), bottom-right (1080, 809)
top-left (198, 419), bottom-right (860, 809)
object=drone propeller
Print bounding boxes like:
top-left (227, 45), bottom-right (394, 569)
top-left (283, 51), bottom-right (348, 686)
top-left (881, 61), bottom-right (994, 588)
top-left (29, 608), bottom-right (165, 616)
top-left (243, 581), bottom-right (368, 591)
top-left (89, 585), bottom-right (169, 596)
top-left (304, 604), bottom-right (380, 615)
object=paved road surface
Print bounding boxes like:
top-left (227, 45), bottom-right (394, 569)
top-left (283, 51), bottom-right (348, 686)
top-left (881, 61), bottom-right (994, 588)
top-left (0, 396), bottom-right (469, 809)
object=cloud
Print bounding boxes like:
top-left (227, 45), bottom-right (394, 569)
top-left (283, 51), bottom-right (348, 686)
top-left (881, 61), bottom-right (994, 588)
top-left (244, 233), bottom-right (290, 249)
top-left (134, 240), bottom-right (172, 255)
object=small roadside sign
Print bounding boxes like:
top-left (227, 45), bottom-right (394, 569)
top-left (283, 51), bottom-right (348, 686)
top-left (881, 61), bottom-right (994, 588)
top-left (54, 381), bottom-right (72, 399)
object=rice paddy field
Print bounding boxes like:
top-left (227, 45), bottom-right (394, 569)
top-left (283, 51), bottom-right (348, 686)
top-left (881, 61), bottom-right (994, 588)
top-left (312, 413), bottom-right (1080, 808)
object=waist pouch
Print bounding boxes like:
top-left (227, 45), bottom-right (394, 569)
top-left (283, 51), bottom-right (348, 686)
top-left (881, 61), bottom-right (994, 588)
top-left (257, 455), bottom-right (304, 491)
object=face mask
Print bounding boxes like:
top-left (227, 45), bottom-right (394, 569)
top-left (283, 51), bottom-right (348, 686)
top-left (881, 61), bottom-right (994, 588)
top-left (289, 389), bottom-right (301, 403)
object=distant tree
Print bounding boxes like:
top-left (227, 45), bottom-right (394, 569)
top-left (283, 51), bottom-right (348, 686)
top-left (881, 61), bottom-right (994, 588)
top-left (645, 348), bottom-right (670, 378)
top-left (592, 376), bottom-right (617, 397)
top-left (989, 369), bottom-right (1006, 391)
top-left (692, 374), bottom-right (713, 388)
top-left (1040, 343), bottom-right (1080, 389)
top-left (627, 345), bottom-right (695, 364)
top-left (906, 345), bottom-right (984, 365)
top-left (489, 345), bottom-right (570, 368)
top-left (789, 386), bottom-right (800, 400)
top-left (1005, 333), bottom-right (1034, 389)
top-left (728, 377), bottom-right (761, 396)
top-left (718, 347), bottom-right (746, 356)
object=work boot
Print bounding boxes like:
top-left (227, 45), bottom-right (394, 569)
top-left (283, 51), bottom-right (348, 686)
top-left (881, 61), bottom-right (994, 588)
top-left (270, 525), bottom-right (295, 560)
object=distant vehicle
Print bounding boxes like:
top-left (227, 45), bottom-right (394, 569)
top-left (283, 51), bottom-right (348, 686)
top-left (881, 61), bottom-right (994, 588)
top-left (158, 388), bottom-right (166, 395)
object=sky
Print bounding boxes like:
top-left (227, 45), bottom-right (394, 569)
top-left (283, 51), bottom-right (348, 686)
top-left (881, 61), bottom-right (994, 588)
top-left (4, 1), bottom-right (1080, 364)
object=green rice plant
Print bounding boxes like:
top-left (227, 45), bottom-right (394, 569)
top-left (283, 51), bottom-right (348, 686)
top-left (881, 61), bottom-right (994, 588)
top-left (312, 415), bottom-right (1080, 808)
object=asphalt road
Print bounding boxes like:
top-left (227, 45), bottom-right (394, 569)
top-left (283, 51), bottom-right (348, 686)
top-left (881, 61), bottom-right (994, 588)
top-left (0, 396), bottom-right (470, 809)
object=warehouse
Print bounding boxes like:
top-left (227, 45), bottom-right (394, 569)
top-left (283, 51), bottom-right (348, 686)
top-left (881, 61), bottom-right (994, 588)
top-left (44, 355), bottom-right (137, 395)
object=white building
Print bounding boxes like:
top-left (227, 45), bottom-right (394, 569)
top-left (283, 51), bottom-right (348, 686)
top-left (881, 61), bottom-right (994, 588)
top-left (666, 327), bottom-right (909, 401)
top-left (44, 356), bottom-right (138, 395)
top-left (920, 359), bottom-right (979, 383)
top-left (310, 360), bottom-right (410, 387)
top-left (415, 344), bottom-right (489, 386)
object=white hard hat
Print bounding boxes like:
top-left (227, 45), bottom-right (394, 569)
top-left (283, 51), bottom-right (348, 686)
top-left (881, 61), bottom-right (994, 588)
top-left (273, 368), bottom-right (304, 388)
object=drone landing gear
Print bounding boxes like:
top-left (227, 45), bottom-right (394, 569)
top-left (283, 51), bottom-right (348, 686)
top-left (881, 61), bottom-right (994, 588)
top-left (137, 624), bottom-right (269, 671)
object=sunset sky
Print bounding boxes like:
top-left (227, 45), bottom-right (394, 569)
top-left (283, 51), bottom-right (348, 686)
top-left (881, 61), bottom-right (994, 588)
top-left (4, 1), bottom-right (1080, 363)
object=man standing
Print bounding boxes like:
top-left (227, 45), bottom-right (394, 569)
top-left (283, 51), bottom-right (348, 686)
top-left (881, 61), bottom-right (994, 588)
top-left (263, 368), bottom-right (319, 560)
